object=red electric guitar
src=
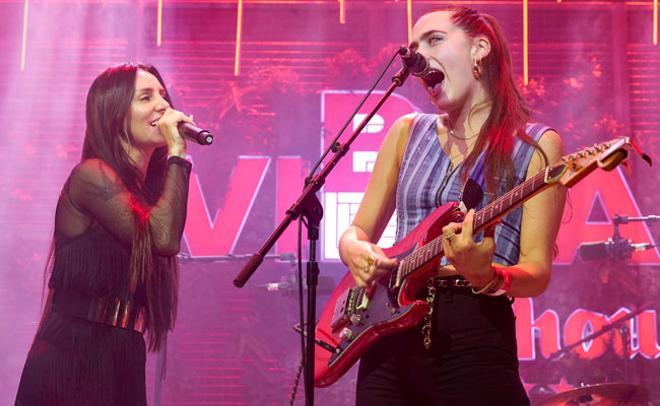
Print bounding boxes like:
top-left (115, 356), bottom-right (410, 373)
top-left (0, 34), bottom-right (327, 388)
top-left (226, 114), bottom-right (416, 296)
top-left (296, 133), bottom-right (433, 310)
top-left (314, 136), bottom-right (648, 387)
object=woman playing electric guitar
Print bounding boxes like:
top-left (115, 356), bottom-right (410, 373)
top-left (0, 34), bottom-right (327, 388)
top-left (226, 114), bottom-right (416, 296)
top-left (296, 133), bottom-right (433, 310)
top-left (339, 6), bottom-right (566, 405)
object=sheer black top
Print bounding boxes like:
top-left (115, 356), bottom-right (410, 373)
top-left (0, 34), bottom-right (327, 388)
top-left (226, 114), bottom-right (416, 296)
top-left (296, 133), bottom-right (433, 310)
top-left (49, 156), bottom-right (191, 304)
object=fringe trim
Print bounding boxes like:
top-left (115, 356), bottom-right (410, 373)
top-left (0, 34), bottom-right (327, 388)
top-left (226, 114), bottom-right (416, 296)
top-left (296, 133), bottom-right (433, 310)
top-left (15, 313), bottom-right (147, 406)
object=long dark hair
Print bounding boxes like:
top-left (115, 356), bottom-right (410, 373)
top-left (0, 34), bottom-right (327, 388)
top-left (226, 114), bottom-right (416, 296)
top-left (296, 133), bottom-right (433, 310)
top-left (426, 6), bottom-right (547, 195)
top-left (82, 63), bottom-right (178, 350)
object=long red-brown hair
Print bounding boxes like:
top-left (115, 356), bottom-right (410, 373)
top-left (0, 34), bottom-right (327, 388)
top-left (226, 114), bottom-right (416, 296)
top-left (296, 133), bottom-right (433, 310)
top-left (426, 6), bottom-right (547, 195)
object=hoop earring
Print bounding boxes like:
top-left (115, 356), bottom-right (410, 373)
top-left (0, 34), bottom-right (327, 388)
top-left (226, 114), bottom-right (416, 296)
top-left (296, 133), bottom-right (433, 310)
top-left (472, 60), bottom-right (482, 80)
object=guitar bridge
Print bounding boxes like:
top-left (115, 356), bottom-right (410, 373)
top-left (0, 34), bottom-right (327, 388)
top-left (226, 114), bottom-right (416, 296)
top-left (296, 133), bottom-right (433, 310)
top-left (330, 287), bottom-right (367, 331)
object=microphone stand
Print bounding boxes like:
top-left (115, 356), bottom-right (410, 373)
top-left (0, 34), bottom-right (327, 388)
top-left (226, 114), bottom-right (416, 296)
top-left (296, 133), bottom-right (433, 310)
top-left (530, 302), bottom-right (650, 399)
top-left (592, 214), bottom-right (658, 261)
top-left (233, 65), bottom-right (415, 405)
top-left (177, 252), bottom-right (295, 264)
top-left (613, 214), bottom-right (659, 225)
top-left (609, 216), bottom-right (634, 262)
top-left (543, 303), bottom-right (650, 363)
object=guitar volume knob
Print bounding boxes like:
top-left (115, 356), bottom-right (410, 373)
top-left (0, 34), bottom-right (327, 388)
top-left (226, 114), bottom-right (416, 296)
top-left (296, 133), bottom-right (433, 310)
top-left (350, 314), bottom-right (363, 325)
top-left (339, 327), bottom-right (354, 341)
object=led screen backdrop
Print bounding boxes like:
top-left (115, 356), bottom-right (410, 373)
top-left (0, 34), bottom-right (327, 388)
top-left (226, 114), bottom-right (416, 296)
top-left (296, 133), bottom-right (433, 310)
top-left (0, 1), bottom-right (658, 404)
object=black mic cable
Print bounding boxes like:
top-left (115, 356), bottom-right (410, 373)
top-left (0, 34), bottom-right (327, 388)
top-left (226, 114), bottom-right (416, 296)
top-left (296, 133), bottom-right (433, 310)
top-left (306, 47), bottom-right (402, 177)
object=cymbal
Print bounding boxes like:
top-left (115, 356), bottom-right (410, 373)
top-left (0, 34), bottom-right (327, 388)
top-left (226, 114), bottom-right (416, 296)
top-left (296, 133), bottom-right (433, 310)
top-left (537, 383), bottom-right (648, 406)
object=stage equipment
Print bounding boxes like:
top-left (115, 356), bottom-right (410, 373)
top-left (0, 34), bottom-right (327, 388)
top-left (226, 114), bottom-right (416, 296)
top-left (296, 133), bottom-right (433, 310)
top-left (579, 214), bottom-right (658, 261)
top-left (178, 252), bottom-right (294, 263)
top-left (537, 383), bottom-right (648, 406)
top-left (528, 302), bottom-right (652, 405)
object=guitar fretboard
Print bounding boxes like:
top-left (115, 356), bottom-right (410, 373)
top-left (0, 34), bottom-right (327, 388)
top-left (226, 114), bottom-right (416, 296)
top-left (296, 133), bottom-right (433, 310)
top-left (396, 169), bottom-right (550, 284)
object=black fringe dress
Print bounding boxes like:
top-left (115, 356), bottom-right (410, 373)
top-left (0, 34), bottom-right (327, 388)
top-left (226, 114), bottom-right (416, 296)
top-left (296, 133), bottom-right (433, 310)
top-left (15, 156), bottom-right (191, 406)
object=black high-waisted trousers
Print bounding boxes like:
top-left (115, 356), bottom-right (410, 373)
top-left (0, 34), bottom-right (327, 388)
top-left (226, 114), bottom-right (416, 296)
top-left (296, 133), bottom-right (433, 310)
top-left (356, 288), bottom-right (530, 406)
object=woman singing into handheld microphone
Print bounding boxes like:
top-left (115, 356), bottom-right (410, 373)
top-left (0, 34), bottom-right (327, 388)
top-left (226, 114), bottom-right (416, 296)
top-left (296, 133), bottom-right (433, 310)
top-left (15, 63), bottom-right (193, 406)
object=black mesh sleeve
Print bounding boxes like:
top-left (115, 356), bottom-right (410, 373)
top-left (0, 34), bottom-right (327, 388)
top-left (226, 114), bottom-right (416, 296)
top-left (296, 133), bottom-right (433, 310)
top-left (65, 157), bottom-right (192, 256)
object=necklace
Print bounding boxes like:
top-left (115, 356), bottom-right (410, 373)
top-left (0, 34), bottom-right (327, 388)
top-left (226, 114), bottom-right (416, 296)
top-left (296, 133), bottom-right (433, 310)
top-left (439, 115), bottom-right (479, 140)
top-left (448, 127), bottom-right (479, 140)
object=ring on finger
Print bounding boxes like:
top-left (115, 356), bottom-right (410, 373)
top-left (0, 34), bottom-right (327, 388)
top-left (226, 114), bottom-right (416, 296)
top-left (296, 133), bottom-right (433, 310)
top-left (364, 256), bottom-right (376, 273)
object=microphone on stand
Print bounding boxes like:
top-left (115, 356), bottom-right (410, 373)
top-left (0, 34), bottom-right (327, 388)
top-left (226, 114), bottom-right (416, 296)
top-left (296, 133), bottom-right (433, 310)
top-left (613, 214), bottom-right (660, 224)
top-left (398, 44), bottom-right (431, 77)
top-left (579, 239), bottom-right (656, 261)
top-left (258, 275), bottom-right (336, 295)
top-left (178, 122), bottom-right (214, 145)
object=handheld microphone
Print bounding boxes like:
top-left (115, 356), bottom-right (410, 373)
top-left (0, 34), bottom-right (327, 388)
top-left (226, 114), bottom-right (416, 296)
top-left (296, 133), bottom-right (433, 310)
top-left (178, 122), bottom-right (214, 145)
top-left (398, 44), bottom-right (430, 76)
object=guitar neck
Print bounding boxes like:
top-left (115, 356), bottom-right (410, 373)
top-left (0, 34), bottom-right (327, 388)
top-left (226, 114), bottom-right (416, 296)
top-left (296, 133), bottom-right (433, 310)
top-left (473, 169), bottom-right (550, 233)
top-left (397, 167), bottom-right (558, 282)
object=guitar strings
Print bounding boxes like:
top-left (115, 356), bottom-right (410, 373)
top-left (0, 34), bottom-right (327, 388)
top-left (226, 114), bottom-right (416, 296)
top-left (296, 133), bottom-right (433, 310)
top-left (397, 170), bottom-right (547, 280)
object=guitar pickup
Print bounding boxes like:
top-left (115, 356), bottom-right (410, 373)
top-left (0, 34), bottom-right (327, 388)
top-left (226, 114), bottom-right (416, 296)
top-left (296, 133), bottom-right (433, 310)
top-left (355, 288), bottom-right (369, 311)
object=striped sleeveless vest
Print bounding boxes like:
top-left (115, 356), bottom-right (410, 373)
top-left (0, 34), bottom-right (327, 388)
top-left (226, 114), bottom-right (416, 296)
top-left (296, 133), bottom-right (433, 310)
top-left (395, 113), bottom-right (551, 266)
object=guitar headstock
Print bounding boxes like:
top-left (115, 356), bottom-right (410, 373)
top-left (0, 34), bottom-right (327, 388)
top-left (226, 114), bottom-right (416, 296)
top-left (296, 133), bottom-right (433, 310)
top-left (545, 137), bottom-right (632, 188)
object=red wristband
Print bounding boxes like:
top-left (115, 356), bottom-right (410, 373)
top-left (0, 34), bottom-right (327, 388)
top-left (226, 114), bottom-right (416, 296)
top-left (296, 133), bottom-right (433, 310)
top-left (484, 267), bottom-right (511, 297)
top-left (496, 267), bottom-right (512, 291)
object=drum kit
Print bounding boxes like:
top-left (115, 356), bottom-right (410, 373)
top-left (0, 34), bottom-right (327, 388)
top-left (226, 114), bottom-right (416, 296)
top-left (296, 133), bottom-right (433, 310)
top-left (537, 383), bottom-right (649, 406)
top-left (532, 214), bottom-right (657, 406)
